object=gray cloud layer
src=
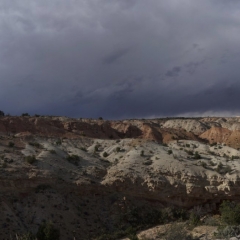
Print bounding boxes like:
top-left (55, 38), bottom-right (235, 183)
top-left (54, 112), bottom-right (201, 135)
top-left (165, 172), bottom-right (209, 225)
top-left (1, 0), bottom-right (240, 119)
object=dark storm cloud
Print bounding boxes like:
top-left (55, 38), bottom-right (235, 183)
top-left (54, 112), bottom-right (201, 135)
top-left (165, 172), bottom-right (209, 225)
top-left (1, 0), bottom-right (240, 118)
top-left (165, 66), bottom-right (181, 77)
top-left (103, 48), bottom-right (130, 64)
top-left (185, 59), bottom-right (206, 75)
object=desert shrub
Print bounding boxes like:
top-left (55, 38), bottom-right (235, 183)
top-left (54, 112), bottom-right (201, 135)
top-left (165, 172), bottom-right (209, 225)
top-left (66, 154), bottom-right (80, 165)
top-left (210, 142), bottom-right (217, 147)
top-left (140, 150), bottom-right (144, 156)
top-left (208, 151), bottom-right (216, 156)
top-left (224, 165), bottom-right (232, 174)
top-left (29, 142), bottom-right (42, 148)
top-left (232, 155), bottom-right (240, 160)
top-left (203, 216), bottom-right (219, 226)
top-left (160, 223), bottom-right (195, 240)
top-left (209, 161), bottom-right (216, 166)
top-left (128, 234), bottom-right (139, 240)
top-left (216, 163), bottom-right (232, 174)
top-left (35, 184), bottom-right (51, 193)
top-left (160, 207), bottom-right (188, 224)
top-left (189, 212), bottom-right (200, 226)
top-left (36, 221), bottom-right (60, 240)
top-left (8, 141), bottom-right (15, 147)
top-left (193, 152), bottom-right (201, 159)
top-left (215, 225), bottom-right (240, 239)
top-left (168, 150), bottom-right (173, 155)
top-left (125, 207), bottom-right (162, 226)
top-left (16, 232), bottom-right (35, 240)
top-left (49, 149), bottom-right (56, 154)
top-left (186, 144), bottom-right (190, 147)
top-left (2, 162), bottom-right (7, 168)
top-left (80, 147), bottom-right (87, 152)
top-left (200, 161), bottom-right (207, 168)
top-left (162, 143), bottom-right (168, 147)
top-left (185, 150), bottom-right (193, 155)
top-left (94, 145), bottom-right (99, 152)
top-left (216, 162), bottom-right (223, 173)
top-left (22, 113), bottom-right (30, 117)
top-left (116, 147), bottom-right (121, 152)
top-left (103, 152), bottom-right (109, 157)
top-left (81, 132), bottom-right (86, 136)
top-left (55, 140), bottom-right (61, 145)
top-left (25, 155), bottom-right (36, 164)
top-left (0, 110), bottom-right (4, 116)
top-left (220, 201), bottom-right (240, 225)
top-left (97, 227), bottom-right (138, 240)
top-left (143, 160), bottom-right (153, 165)
top-left (173, 208), bottom-right (188, 221)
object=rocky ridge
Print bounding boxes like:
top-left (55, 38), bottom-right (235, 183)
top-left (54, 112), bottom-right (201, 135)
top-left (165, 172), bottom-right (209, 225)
top-left (1, 116), bottom-right (240, 239)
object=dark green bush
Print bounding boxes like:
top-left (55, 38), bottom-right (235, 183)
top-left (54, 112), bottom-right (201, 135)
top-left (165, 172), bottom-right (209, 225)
top-left (80, 147), bottom-right (87, 152)
top-left (185, 150), bottom-right (193, 155)
top-left (16, 232), bottom-right (35, 240)
top-left (210, 142), bottom-right (217, 147)
top-left (35, 184), bottom-right (51, 193)
top-left (193, 152), bottom-right (201, 159)
top-left (22, 113), bottom-right (30, 117)
top-left (66, 155), bottom-right (80, 165)
top-left (25, 155), bottom-right (36, 164)
top-left (8, 141), bottom-right (15, 147)
top-left (216, 162), bottom-right (223, 173)
top-left (200, 162), bottom-right (207, 168)
top-left (94, 145), bottom-right (99, 152)
top-left (36, 221), bottom-right (60, 240)
top-left (103, 152), bottom-right (109, 157)
top-left (216, 163), bottom-right (232, 174)
top-left (220, 201), bottom-right (240, 225)
top-left (29, 142), bottom-right (42, 148)
top-left (168, 150), bottom-right (173, 155)
top-left (160, 223), bottom-right (195, 240)
top-left (116, 147), bottom-right (121, 152)
top-left (215, 225), bottom-right (240, 239)
top-left (55, 140), bottom-right (61, 145)
top-left (143, 160), bottom-right (153, 165)
top-left (128, 235), bottom-right (139, 240)
top-left (189, 212), bottom-right (200, 226)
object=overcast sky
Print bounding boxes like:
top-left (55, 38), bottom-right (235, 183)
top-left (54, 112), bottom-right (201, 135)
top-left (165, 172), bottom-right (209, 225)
top-left (1, 0), bottom-right (240, 119)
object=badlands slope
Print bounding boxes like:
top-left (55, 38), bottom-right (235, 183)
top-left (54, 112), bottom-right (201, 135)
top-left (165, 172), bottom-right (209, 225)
top-left (1, 116), bottom-right (240, 239)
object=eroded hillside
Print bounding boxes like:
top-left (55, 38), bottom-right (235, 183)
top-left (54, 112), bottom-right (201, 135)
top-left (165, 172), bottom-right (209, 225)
top-left (1, 116), bottom-right (240, 239)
